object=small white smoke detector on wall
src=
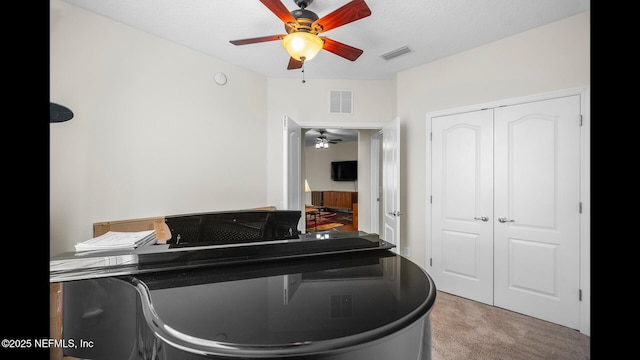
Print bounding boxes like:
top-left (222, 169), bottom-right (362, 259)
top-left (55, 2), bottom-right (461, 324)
top-left (214, 72), bottom-right (227, 85)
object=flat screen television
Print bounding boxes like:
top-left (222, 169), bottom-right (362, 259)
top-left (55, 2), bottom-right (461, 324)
top-left (331, 160), bottom-right (357, 181)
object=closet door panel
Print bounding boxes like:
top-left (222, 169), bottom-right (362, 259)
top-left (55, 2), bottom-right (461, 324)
top-left (431, 109), bottom-right (494, 305)
top-left (493, 95), bottom-right (581, 329)
top-left (507, 118), bottom-right (557, 227)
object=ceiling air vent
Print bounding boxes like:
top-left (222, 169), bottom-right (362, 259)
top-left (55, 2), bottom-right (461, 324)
top-left (380, 45), bottom-right (412, 61)
top-left (329, 90), bottom-right (353, 114)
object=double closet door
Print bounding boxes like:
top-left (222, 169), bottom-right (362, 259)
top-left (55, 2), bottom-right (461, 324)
top-left (430, 95), bottom-right (581, 329)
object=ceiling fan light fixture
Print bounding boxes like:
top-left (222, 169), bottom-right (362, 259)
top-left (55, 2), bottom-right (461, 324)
top-left (282, 32), bottom-right (324, 61)
top-left (315, 136), bottom-right (329, 149)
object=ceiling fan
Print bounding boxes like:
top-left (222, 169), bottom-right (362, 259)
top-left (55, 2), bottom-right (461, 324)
top-left (317, 129), bottom-right (343, 143)
top-left (229, 0), bottom-right (371, 70)
top-left (311, 129), bottom-right (343, 149)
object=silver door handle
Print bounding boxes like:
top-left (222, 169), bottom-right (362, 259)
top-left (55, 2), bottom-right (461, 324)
top-left (498, 217), bottom-right (514, 223)
top-left (388, 211), bottom-right (402, 217)
top-left (474, 216), bottom-right (489, 222)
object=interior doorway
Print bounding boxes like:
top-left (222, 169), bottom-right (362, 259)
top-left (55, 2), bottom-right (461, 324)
top-left (285, 118), bottom-right (401, 252)
top-left (303, 128), bottom-right (359, 233)
top-left (299, 126), bottom-right (382, 235)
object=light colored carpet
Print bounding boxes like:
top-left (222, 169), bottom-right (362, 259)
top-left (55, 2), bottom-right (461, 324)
top-left (430, 291), bottom-right (590, 360)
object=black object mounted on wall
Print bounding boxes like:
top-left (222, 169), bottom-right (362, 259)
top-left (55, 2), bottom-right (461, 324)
top-left (331, 160), bottom-right (357, 181)
top-left (50, 102), bottom-right (74, 123)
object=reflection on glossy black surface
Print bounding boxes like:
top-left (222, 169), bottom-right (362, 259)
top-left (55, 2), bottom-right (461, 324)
top-left (140, 251), bottom-right (429, 344)
top-left (50, 231), bottom-right (394, 283)
top-left (63, 251), bottom-right (436, 359)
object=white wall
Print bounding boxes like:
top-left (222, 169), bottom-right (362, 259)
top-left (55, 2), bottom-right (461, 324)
top-left (396, 12), bottom-right (590, 267)
top-left (50, 4), bottom-right (589, 332)
top-left (264, 12), bottom-right (590, 268)
top-left (304, 141), bottom-right (358, 194)
top-left (264, 78), bottom-right (396, 235)
top-left (396, 12), bottom-right (590, 334)
top-left (50, 0), bottom-right (270, 256)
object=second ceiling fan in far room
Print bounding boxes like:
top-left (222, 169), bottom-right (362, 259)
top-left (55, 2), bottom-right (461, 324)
top-left (313, 129), bottom-right (343, 149)
top-left (229, 0), bottom-right (372, 70)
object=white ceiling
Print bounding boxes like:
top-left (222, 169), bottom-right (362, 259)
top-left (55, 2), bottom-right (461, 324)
top-left (61, 0), bottom-right (590, 81)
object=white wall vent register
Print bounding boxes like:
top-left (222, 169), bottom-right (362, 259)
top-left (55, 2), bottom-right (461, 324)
top-left (329, 90), bottom-right (353, 114)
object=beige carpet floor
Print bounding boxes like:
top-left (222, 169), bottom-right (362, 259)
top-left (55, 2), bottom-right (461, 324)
top-left (430, 291), bottom-right (590, 360)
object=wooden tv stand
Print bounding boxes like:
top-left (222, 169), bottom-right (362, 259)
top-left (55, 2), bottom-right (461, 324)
top-left (311, 191), bottom-right (357, 211)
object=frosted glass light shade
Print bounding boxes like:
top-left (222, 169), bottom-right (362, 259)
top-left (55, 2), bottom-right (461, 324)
top-left (282, 32), bottom-right (324, 61)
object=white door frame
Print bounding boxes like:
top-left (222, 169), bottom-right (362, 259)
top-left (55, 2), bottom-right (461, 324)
top-left (370, 130), bottom-right (383, 235)
top-left (425, 86), bottom-right (590, 335)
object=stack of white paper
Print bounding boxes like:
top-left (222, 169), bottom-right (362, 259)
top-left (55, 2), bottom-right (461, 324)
top-left (75, 230), bottom-right (157, 252)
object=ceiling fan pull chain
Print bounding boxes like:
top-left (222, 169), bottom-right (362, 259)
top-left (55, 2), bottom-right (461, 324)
top-left (301, 56), bottom-right (306, 83)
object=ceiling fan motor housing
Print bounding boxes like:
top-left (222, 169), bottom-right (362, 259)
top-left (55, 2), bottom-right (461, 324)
top-left (294, 0), bottom-right (313, 9)
top-left (286, 9), bottom-right (320, 33)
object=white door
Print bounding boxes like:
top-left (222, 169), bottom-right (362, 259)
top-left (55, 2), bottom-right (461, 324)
top-left (283, 116), bottom-right (303, 231)
top-left (382, 117), bottom-right (401, 253)
top-left (430, 95), bottom-right (582, 329)
top-left (431, 109), bottom-right (494, 305)
top-left (493, 96), bottom-right (581, 329)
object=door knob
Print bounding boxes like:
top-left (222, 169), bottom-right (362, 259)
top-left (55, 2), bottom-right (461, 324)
top-left (498, 217), bottom-right (514, 223)
top-left (473, 216), bottom-right (489, 222)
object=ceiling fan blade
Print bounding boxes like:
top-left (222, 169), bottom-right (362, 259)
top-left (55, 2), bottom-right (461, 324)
top-left (260, 0), bottom-right (297, 24)
top-left (287, 57), bottom-right (303, 70)
top-left (230, 34), bottom-right (284, 45)
top-left (320, 37), bottom-right (364, 61)
top-left (312, 0), bottom-right (371, 33)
